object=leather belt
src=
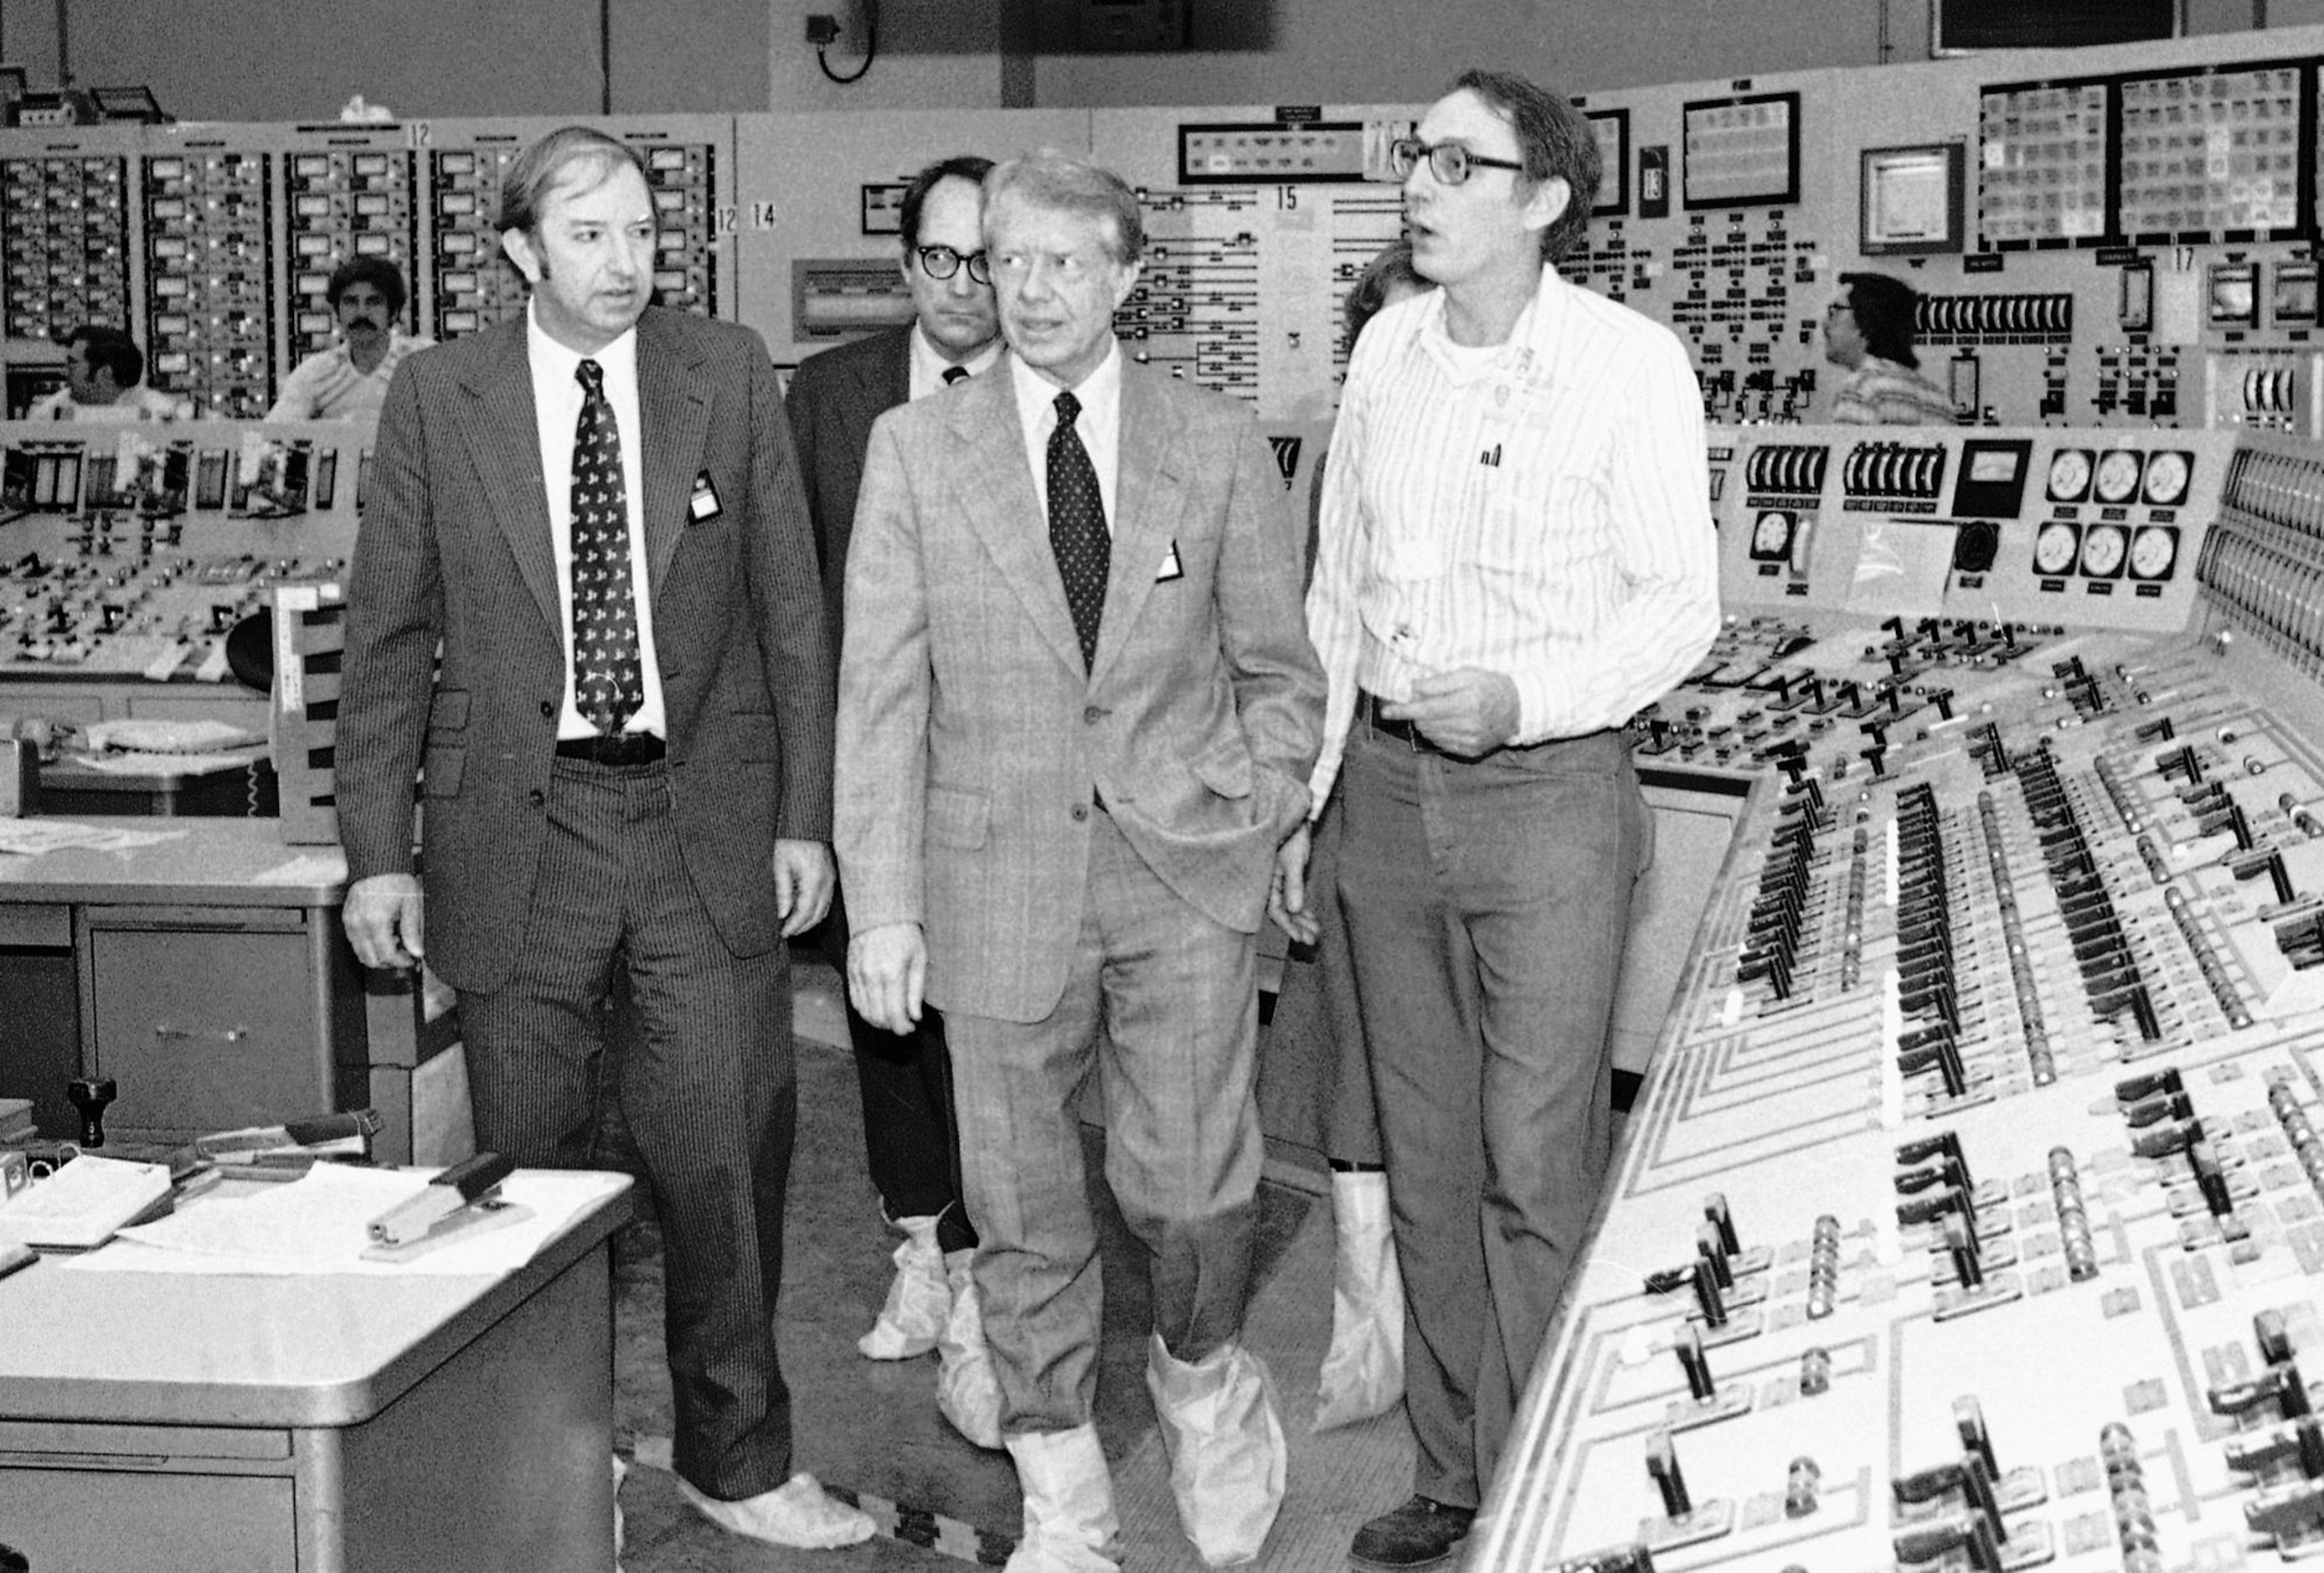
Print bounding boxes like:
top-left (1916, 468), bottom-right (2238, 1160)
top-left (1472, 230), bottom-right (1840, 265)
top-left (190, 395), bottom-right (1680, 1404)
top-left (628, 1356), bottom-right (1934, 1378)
top-left (1357, 690), bottom-right (1436, 752)
top-left (554, 732), bottom-right (666, 766)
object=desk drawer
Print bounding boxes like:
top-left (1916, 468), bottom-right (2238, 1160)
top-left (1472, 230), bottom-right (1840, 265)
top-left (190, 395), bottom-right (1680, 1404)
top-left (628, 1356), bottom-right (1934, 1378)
top-left (0, 1468), bottom-right (293, 1570)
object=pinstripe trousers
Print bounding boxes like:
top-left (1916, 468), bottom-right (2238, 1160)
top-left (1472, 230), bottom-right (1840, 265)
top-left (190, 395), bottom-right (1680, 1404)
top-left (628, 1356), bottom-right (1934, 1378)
top-left (456, 756), bottom-right (797, 1502)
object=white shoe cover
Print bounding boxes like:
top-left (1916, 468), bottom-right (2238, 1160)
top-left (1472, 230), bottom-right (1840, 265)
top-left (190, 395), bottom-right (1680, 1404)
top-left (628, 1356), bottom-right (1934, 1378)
top-left (859, 1215), bottom-right (950, 1360)
top-left (1003, 1425), bottom-right (1121, 1573)
top-left (936, 1248), bottom-right (1006, 1449)
top-left (677, 1470), bottom-right (876, 1549)
top-left (1144, 1334), bottom-right (1287, 1567)
top-left (1314, 1168), bottom-right (1405, 1431)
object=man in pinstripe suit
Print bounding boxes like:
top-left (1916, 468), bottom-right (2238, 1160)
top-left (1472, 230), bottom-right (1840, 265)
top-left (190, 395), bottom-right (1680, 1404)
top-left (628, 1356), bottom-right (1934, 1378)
top-left (337, 126), bottom-right (873, 1554)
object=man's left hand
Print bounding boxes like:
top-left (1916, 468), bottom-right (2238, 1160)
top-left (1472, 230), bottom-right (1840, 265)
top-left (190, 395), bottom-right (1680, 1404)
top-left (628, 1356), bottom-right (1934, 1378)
top-left (1384, 668), bottom-right (1522, 757)
top-left (772, 839), bottom-right (835, 936)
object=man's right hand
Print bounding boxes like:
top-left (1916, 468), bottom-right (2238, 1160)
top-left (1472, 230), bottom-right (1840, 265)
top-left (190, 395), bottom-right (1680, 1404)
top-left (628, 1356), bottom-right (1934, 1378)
top-left (849, 921), bottom-right (927, 1034)
top-left (343, 873), bottom-right (425, 971)
top-left (1268, 823), bottom-right (1319, 946)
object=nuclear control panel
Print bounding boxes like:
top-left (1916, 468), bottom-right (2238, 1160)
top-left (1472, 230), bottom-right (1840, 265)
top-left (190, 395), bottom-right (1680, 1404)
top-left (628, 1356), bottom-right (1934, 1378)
top-left (1472, 416), bottom-right (2324, 1573)
top-left (0, 417), bottom-right (366, 730)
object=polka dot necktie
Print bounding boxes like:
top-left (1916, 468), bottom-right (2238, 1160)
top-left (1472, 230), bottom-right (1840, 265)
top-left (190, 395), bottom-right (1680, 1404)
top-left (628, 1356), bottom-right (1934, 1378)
top-left (569, 358), bottom-right (643, 735)
top-left (1047, 390), bottom-right (1108, 670)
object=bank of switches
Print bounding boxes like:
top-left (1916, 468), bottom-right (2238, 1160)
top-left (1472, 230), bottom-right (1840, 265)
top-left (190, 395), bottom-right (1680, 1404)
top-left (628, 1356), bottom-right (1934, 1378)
top-left (1493, 627), bottom-right (2324, 1573)
top-left (0, 419), bottom-right (363, 684)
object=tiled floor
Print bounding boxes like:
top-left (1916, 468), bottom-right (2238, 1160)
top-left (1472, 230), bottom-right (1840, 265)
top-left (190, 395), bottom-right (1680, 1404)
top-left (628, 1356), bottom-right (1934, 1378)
top-left (609, 966), bottom-right (1414, 1573)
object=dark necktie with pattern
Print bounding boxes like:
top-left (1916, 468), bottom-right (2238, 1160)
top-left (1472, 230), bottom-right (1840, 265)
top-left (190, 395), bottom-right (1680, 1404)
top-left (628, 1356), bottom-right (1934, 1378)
top-left (1047, 389), bottom-right (1108, 669)
top-left (569, 358), bottom-right (643, 735)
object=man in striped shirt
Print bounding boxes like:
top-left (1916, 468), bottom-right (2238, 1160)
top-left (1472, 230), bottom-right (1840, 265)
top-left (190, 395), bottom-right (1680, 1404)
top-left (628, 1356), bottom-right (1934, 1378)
top-left (266, 256), bottom-right (431, 422)
top-left (1271, 68), bottom-right (1719, 1573)
top-left (1824, 271), bottom-right (1956, 425)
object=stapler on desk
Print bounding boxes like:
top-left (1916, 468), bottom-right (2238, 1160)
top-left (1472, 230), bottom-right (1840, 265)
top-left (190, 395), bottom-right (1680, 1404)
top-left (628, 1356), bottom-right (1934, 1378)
top-left (362, 1152), bottom-right (529, 1262)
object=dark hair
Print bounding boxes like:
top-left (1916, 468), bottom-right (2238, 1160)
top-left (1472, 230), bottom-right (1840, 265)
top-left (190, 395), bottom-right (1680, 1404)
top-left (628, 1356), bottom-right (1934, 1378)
top-left (1838, 271), bottom-right (1921, 367)
top-left (63, 323), bottom-right (144, 389)
top-left (985, 150), bottom-right (1145, 265)
top-left (1448, 67), bottom-right (1600, 263)
top-left (497, 125), bottom-right (651, 236)
top-left (1344, 237), bottom-right (1425, 352)
top-left (901, 154), bottom-right (997, 250)
top-left (326, 255), bottom-right (408, 318)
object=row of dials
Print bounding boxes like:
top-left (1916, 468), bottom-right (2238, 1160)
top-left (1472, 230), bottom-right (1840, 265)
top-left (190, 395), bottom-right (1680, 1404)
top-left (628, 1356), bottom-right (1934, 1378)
top-left (2032, 518), bottom-right (2181, 580)
top-left (2045, 446), bottom-right (2193, 508)
top-left (1842, 443), bottom-right (1948, 498)
top-left (1744, 511), bottom-right (2182, 582)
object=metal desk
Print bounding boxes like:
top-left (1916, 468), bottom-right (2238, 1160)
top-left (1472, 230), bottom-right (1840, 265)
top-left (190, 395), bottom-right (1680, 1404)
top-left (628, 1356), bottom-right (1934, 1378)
top-left (0, 1175), bottom-right (631, 1570)
top-left (0, 820), bottom-right (441, 1159)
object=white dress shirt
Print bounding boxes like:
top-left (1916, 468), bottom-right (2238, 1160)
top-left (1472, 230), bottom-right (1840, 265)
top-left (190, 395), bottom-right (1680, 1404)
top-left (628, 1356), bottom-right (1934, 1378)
top-left (525, 301), bottom-right (668, 741)
top-left (1306, 264), bottom-right (1721, 809)
top-left (1011, 342), bottom-right (1124, 535)
top-left (907, 322), bottom-right (1002, 404)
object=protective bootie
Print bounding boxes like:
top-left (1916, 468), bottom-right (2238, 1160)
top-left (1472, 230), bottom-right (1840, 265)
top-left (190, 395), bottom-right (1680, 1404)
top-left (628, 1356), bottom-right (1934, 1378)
top-left (935, 1248), bottom-right (1005, 1448)
top-left (1314, 1168), bottom-right (1405, 1431)
top-left (859, 1214), bottom-right (950, 1359)
top-left (1143, 1334), bottom-right (1287, 1567)
top-left (1003, 1424), bottom-right (1121, 1573)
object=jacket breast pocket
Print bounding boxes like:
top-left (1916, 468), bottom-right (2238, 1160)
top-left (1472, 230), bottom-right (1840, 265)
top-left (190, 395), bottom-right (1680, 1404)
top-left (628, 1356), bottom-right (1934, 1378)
top-left (926, 784), bottom-right (990, 849)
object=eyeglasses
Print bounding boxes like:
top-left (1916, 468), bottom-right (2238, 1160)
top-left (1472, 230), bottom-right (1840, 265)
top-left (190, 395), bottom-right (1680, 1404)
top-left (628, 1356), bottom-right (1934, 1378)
top-left (1389, 137), bottom-right (1527, 187)
top-left (1823, 298), bottom-right (1854, 318)
top-left (914, 245), bottom-right (991, 285)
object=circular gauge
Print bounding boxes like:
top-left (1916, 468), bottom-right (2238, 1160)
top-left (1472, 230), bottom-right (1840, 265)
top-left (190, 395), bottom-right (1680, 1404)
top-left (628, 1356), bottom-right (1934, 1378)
top-left (2079, 523), bottom-right (2128, 577)
top-left (2095, 450), bottom-right (2144, 504)
top-left (2048, 448), bottom-right (2093, 502)
top-left (1953, 521), bottom-right (2000, 575)
top-left (2143, 450), bottom-right (2191, 508)
top-left (1751, 510), bottom-right (1795, 560)
top-left (2129, 524), bottom-right (2177, 580)
top-left (2033, 521), bottom-right (2079, 575)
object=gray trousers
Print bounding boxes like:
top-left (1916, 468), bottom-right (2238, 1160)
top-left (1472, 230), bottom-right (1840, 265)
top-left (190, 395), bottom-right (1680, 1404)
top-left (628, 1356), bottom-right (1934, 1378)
top-left (457, 756), bottom-right (797, 1502)
top-left (947, 807), bottom-right (1265, 1434)
top-left (1336, 723), bottom-right (1646, 1508)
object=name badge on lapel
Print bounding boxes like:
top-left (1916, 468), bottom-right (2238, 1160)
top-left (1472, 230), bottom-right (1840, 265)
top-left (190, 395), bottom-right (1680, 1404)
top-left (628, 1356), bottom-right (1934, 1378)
top-left (689, 471), bottom-right (722, 523)
top-left (1156, 539), bottom-right (1183, 583)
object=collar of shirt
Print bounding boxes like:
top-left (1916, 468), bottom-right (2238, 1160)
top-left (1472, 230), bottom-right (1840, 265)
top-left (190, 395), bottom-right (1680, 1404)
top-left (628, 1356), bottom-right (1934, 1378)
top-left (908, 323), bottom-right (1003, 403)
top-left (1412, 264), bottom-right (1569, 390)
top-left (1011, 341), bottom-right (1124, 535)
top-left (523, 299), bottom-right (667, 740)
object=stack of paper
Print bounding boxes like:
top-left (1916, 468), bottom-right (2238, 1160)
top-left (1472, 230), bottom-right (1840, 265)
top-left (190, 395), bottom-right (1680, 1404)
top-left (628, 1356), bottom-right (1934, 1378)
top-left (0, 1154), bottom-right (171, 1248)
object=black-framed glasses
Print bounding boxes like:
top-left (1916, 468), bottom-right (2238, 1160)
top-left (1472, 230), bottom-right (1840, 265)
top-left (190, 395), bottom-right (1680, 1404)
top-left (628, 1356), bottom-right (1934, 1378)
top-left (1389, 136), bottom-right (1527, 186)
top-left (914, 245), bottom-right (992, 285)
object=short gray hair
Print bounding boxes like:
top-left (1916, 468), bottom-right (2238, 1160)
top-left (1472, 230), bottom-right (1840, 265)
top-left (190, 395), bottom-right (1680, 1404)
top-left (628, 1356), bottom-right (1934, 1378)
top-left (984, 151), bottom-right (1145, 264)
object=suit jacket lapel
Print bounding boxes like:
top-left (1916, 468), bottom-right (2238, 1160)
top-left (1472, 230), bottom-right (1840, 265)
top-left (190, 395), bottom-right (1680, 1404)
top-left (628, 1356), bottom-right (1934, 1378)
top-left (1090, 363), bottom-right (1183, 687)
top-left (955, 363), bottom-right (1086, 678)
top-left (636, 310), bottom-right (710, 598)
top-left (456, 322), bottom-right (560, 634)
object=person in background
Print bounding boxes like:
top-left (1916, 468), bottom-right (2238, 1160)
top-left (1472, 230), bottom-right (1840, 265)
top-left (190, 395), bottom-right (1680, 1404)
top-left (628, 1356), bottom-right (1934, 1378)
top-left (266, 256), bottom-right (433, 421)
top-left (1823, 270), bottom-right (1955, 425)
top-left (30, 324), bottom-right (191, 421)
top-left (837, 150), bottom-right (1323, 1573)
top-left (1260, 233), bottom-right (1427, 1435)
top-left (1277, 69), bottom-right (1719, 1573)
top-left (786, 152), bottom-right (1006, 1448)
top-left (334, 124), bottom-right (871, 1556)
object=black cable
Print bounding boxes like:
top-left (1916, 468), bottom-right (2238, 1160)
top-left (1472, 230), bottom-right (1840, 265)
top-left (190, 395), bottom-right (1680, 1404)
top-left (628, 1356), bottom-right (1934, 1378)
top-left (599, 0), bottom-right (613, 113)
top-left (817, 0), bottom-right (879, 85)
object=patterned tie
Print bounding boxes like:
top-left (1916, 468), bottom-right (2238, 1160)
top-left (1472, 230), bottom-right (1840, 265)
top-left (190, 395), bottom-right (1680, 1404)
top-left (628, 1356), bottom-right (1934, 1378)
top-left (569, 358), bottom-right (643, 735)
top-left (943, 365), bottom-right (970, 385)
top-left (1047, 390), bottom-right (1108, 669)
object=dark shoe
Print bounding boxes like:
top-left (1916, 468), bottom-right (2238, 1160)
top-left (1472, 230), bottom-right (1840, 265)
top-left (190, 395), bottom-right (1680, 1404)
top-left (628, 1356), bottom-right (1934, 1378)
top-left (1349, 1496), bottom-right (1476, 1572)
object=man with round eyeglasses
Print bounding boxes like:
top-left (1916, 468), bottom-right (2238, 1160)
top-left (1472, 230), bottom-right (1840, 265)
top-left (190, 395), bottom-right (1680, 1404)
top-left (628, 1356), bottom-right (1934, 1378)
top-left (1275, 68), bottom-right (1719, 1573)
top-left (786, 152), bottom-right (1007, 1452)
